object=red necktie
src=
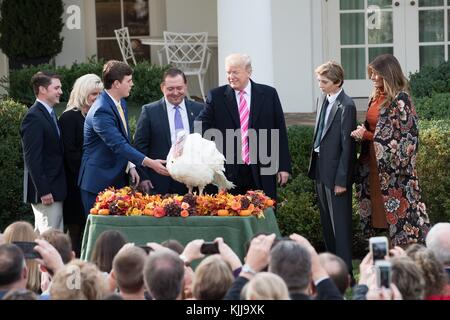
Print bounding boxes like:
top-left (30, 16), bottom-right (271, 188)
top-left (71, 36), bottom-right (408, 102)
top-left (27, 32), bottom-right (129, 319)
top-left (239, 90), bottom-right (250, 164)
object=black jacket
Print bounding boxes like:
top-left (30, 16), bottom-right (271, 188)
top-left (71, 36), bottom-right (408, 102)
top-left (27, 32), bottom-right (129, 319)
top-left (134, 98), bottom-right (204, 194)
top-left (196, 81), bottom-right (292, 199)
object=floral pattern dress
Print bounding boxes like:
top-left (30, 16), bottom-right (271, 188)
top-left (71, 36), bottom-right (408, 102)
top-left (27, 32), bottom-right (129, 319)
top-left (355, 91), bottom-right (430, 246)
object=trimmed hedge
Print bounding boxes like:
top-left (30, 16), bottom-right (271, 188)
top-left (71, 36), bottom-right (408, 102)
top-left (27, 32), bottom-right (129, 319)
top-left (409, 61), bottom-right (450, 98)
top-left (0, 99), bottom-right (32, 230)
top-left (0, 59), bottom-right (167, 107)
top-left (0, 59), bottom-right (103, 105)
top-left (414, 92), bottom-right (450, 120)
top-left (417, 120), bottom-right (450, 223)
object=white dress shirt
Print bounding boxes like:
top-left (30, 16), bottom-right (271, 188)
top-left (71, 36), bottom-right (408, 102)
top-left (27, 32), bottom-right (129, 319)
top-left (166, 99), bottom-right (190, 145)
top-left (315, 88), bottom-right (342, 153)
top-left (36, 98), bottom-right (54, 115)
top-left (234, 80), bottom-right (252, 112)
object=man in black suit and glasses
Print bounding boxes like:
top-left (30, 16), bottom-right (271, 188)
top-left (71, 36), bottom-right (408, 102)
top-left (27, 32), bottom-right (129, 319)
top-left (308, 61), bottom-right (356, 279)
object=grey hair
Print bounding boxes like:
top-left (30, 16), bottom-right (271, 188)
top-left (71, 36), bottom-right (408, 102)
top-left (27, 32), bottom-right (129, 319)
top-left (65, 74), bottom-right (103, 113)
top-left (225, 53), bottom-right (252, 73)
top-left (426, 222), bottom-right (450, 266)
top-left (269, 240), bottom-right (311, 293)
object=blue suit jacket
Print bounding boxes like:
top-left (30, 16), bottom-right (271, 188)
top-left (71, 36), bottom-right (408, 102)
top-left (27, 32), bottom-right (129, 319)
top-left (78, 91), bottom-right (145, 194)
top-left (133, 98), bottom-right (204, 194)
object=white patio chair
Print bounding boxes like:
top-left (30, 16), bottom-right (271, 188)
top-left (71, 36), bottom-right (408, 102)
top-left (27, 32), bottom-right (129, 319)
top-left (114, 27), bottom-right (137, 66)
top-left (162, 31), bottom-right (212, 102)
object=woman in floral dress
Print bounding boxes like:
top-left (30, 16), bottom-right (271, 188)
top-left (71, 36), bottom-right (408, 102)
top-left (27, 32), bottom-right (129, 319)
top-left (351, 54), bottom-right (430, 247)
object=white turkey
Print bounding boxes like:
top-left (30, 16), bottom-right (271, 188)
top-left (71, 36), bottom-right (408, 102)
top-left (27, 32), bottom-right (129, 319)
top-left (166, 131), bottom-right (234, 195)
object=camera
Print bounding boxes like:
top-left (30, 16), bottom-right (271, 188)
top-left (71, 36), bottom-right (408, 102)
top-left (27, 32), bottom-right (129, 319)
top-left (369, 236), bottom-right (388, 263)
top-left (12, 241), bottom-right (42, 259)
top-left (200, 242), bottom-right (219, 255)
top-left (375, 260), bottom-right (392, 288)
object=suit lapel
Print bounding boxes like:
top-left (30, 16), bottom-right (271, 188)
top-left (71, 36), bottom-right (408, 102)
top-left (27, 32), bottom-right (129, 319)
top-left (249, 80), bottom-right (264, 129)
top-left (104, 92), bottom-right (130, 142)
top-left (224, 86), bottom-right (240, 128)
top-left (322, 90), bottom-right (345, 139)
top-left (313, 95), bottom-right (326, 139)
top-left (159, 99), bottom-right (172, 147)
top-left (36, 102), bottom-right (62, 143)
top-left (185, 99), bottom-right (196, 133)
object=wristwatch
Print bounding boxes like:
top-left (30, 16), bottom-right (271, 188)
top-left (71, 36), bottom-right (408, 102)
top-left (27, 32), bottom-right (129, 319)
top-left (241, 263), bottom-right (257, 275)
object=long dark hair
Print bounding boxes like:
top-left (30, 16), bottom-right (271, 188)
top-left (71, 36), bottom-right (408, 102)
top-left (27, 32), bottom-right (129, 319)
top-left (368, 54), bottom-right (409, 102)
top-left (91, 230), bottom-right (127, 273)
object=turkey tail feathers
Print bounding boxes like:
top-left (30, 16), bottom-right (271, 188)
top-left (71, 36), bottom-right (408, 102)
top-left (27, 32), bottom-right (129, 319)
top-left (213, 171), bottom-right (235, 190)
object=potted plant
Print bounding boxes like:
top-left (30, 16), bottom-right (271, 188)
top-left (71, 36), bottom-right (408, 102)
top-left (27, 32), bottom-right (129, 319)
top-left (0, 0), bottom-right (64, 69)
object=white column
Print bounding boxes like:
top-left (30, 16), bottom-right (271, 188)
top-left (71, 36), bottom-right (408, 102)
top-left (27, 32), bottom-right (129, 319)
top-left (217, 0), bottom-right (273, 86)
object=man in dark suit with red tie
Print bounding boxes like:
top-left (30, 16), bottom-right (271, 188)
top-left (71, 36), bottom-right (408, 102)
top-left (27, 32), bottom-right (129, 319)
top-left (20, 71), bottom-right (67, 233)
top-left (307, 61), bottom-right (357, 279)
top-left (196, 53), bottom-right (291, 200)
top-left (134, 68), bottom-right (204, 195)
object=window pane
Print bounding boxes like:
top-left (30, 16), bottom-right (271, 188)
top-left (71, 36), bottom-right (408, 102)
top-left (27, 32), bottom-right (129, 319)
top-left (124, 0), bottom-right (149, 36)
top-left (340, 0), bottom-right (364, 10)
top-left (96, 0), bottom-right (121, 38)
top-left (420, 45), bottom-right (445, 68)
top-left (130, 39), bottom-right (151, 62)
top-left (368, 11), bottom-right (393, 44)
top-left (341, 48), bottom-right (365, 79)
top-left (419, 0), bottom-right (443, 6)
top-left (97, 39), bottom-right (122, 61)
top-left (369, 47), bottom-right (393, 63)
top-left (368, 0), bottom-right (392, 9)
top-left (341, 13), bottom-right (365, 45)
top-left (419, 10), bottom-right (444, 42)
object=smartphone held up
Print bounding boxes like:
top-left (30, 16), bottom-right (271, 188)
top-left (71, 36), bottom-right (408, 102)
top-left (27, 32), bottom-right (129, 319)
top-left (369, 236), bottom-right (389, 263)
top-left (12, 241), bottom-right (42, 259)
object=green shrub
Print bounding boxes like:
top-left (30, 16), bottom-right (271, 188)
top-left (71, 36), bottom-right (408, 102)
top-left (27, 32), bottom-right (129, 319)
top-left (286, 125), bottom-right (314, 177)
top-left (56, 59), bottom-right (104, 102)
top-left (0, 60), bottom-right (166, 107)
top-left (277, 173), bottom-right (325, 251)
top-left (414, 93), bottom-right (450, 120)
top-left (0, 63), bottom-right (49, 105)
top-left (129, 61), bottom-right (168, 106)
top-left (0, 99), bottom-right (32, 230)
top-left (409, 61), bottom-right (450, 98)
top-left (0, 59), bottom-right (104, 106)
top-left (129, 115), bottom-right (137, 140)
top-left (417, 120), bottom-right (450, 223)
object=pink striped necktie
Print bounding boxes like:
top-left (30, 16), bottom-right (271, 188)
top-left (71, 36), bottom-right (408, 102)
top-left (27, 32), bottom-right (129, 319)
top-left (239, 90), bottom-right (250, 165)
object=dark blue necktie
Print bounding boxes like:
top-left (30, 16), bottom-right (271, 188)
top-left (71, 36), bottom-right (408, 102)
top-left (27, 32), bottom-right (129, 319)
top-left (174, 105), bottom-right (184, 131)
top-left (50, 109), bottom-right (60, 137)
top-left (314, 98), bottom-right (330, 149)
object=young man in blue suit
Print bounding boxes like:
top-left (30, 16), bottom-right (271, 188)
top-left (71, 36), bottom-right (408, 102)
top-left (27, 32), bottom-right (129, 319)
top-left (20, 71), bottom-right (66, 233)
top-left (134, 68), bottom-right (204, 195)
top-left (78, 60), bottom-right (169, 215)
